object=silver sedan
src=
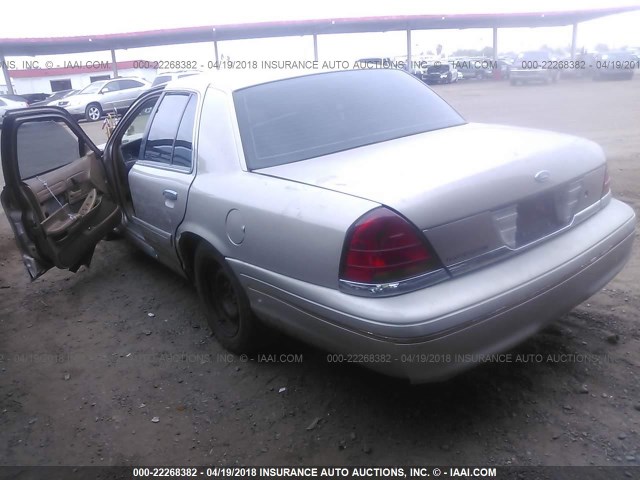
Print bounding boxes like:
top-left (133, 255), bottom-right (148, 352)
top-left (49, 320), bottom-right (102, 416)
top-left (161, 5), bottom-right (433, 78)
top-left (1, 69), bottom-right (635, 382)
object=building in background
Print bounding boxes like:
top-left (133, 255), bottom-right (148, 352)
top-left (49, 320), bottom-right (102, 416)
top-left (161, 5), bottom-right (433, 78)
top-left (7, 60), bottom-right (157, 94)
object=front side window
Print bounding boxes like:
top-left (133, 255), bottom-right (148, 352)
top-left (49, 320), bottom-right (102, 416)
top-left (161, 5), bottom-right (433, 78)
top-left (17, 120), bottom-right (81, 180)
top-left (101, 81), bottom-right (120, 93)
top-left (79, 81), bottom-right (106, 94)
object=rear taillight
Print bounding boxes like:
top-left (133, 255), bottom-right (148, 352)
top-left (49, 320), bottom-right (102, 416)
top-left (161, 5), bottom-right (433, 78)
top-left (602, 164), bottom-right (611, 197)
top-left (340, 207), bottom-right (444, 287)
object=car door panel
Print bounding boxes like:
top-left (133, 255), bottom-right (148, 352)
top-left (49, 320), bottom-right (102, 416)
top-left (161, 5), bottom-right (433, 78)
top-left (128, 164), bottom-right (193, 255)
top-left (124, 92), bottom-right (197, 269)
top-left (1, 107), bottom-right (121, 279)
top-left (111, 81), bottom-right (146, 110)
top-left (100, 81), bottom-right (123, 111)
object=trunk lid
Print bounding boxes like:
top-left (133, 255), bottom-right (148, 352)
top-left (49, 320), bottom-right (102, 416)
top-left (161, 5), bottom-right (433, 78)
top-left (257, 123), bottom-right (605, 229)
top-left (257, 123), bottom-right (607, 272)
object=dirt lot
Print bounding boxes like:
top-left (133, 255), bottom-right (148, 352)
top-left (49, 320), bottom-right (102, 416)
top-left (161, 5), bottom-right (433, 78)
top-left (1, 76), bottom-right (639, 468)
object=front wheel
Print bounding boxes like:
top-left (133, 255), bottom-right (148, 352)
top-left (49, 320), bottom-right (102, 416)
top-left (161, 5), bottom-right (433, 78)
top-left (194, 243), bottom-right (259, 352)
top-left (85, 103), bottom-right (103, 122)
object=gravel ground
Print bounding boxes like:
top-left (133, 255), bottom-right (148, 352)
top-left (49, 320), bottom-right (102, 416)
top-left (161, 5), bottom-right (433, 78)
top-left (0, 76), bottom-right (639, 468)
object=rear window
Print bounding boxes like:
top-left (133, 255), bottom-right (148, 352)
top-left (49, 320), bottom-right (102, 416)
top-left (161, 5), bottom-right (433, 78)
top-left (234, 69), bottom-right (465, 169)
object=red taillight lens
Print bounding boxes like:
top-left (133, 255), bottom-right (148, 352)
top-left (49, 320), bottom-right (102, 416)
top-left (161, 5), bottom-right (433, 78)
top-left (340, 208), bottom-right (442, 284)
top-left (602, 164), bottom-right (611, 197)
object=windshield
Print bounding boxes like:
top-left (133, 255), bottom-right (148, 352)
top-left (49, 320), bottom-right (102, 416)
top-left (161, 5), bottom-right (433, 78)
top-left (79, 81), bottom-right (107, 94)
top-left (234, 69), bottom-right (465, 170)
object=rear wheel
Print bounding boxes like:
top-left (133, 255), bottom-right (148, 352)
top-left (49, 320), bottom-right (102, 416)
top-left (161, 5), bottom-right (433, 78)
top-left (85, 103), bottom-right (103, 122)
top-left (194, 243), bottom-right (259, 352)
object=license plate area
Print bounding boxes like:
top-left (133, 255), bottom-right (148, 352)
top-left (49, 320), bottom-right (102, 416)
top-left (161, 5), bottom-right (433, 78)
top-left (515, 192), bottom-right (567, 247)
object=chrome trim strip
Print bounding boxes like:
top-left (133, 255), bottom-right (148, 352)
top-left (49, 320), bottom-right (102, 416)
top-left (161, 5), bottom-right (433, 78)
top-left (447, 199), bottom-right (603, 277)
top-left (339, 268), bottom-right (450, 298)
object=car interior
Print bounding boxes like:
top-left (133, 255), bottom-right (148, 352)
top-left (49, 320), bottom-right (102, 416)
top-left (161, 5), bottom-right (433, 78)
top-left (10, 119), bottom-right (121, 270)
top-left (110, 97), bottom-right (161, 214)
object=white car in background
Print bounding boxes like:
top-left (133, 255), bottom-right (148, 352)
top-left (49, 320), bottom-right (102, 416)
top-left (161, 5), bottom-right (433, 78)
top-left (0, 96), bottom-right (29, 127)
top-left (151, 70), bottom-right (201, 87)
top-left (55, 77), bottom-right (151, 121)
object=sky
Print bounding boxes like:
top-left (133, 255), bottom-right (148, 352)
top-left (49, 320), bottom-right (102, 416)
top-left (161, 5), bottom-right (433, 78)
top-left (2, 0), bottom-right (640, 65)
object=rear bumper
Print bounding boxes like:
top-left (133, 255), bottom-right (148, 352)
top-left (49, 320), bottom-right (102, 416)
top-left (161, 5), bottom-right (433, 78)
top-left (230, 199), bottom-right (635, 382)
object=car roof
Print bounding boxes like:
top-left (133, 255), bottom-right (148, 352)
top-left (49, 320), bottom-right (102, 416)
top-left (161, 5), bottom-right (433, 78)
top-left (162, 68), bottom-right (385, 95)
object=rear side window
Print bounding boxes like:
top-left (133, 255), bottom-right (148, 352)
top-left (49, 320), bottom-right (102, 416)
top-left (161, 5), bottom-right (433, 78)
top-left (172, 96), bottom-right (197, 168)
top-left (234, 69), bottom-right (465, 169)
top-left (142, 93), bottom-right (196, 169)
top-left (0, 99), bottom-right (6, 106)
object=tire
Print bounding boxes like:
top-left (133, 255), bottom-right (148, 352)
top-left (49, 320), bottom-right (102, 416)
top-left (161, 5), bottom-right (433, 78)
top-left (85, 103), bottom-right (103, 122)
top-left (194, 243), bottom-right (259, 352)
top-left (510, 79), bottom-right (518, 86)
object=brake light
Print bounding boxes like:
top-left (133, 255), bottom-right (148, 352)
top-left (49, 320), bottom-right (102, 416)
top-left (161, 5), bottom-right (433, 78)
top-left (340, 207), bottom-right (443, 285)
top-left (602, 164), bottom-right (611, 197)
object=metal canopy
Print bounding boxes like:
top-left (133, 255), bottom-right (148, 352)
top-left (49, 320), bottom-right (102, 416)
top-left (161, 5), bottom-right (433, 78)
top-left (1, 6), bottom-right (638, 56)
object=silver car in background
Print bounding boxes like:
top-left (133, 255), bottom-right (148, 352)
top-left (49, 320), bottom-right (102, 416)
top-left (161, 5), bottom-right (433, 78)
top-left (1, 69), bottom-right (635, 383)
top-left (151, 70), bottom-right (201, 87)
top-left (55, 77), bottom-right (150, 121)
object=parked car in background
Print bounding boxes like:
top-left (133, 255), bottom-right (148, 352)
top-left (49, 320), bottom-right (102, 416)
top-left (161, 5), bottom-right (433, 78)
top-left (423, 63), bottom-right (459, 84)
top-left (560, 52), bottom-right (598, 79)
top-left (454, 57), bottom-right (493, 80)
top-left (0, 94), bottom-right (30, 104)
top-left (354, 57), bottom-right (394, 69)
top-left (510, 51), bottom-right (560, 85)
top-left (0, 96), bottom-right (28, 127)
top-left (494, 59), bottom-right (513, 79)
top-left (55, 77), bottom-right (151, 121)
top-left (20, 93), bottom-right (51, 105)
top-left (1, 69), bottom-right (635, 383)
top-left (151, 71), bottom-right (201, 87)
top-left (591, 51), bottom-right (637, 80)
top-left (29, 89), bottom-right (77, 107)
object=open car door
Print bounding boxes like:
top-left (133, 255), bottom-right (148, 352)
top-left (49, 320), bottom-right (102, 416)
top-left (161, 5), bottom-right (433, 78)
top-left (1, 107), bottom-right (121, 280)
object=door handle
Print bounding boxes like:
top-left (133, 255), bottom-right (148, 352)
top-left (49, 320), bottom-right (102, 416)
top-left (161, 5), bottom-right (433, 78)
top-left (163, 190), bottom-right (178, 201)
